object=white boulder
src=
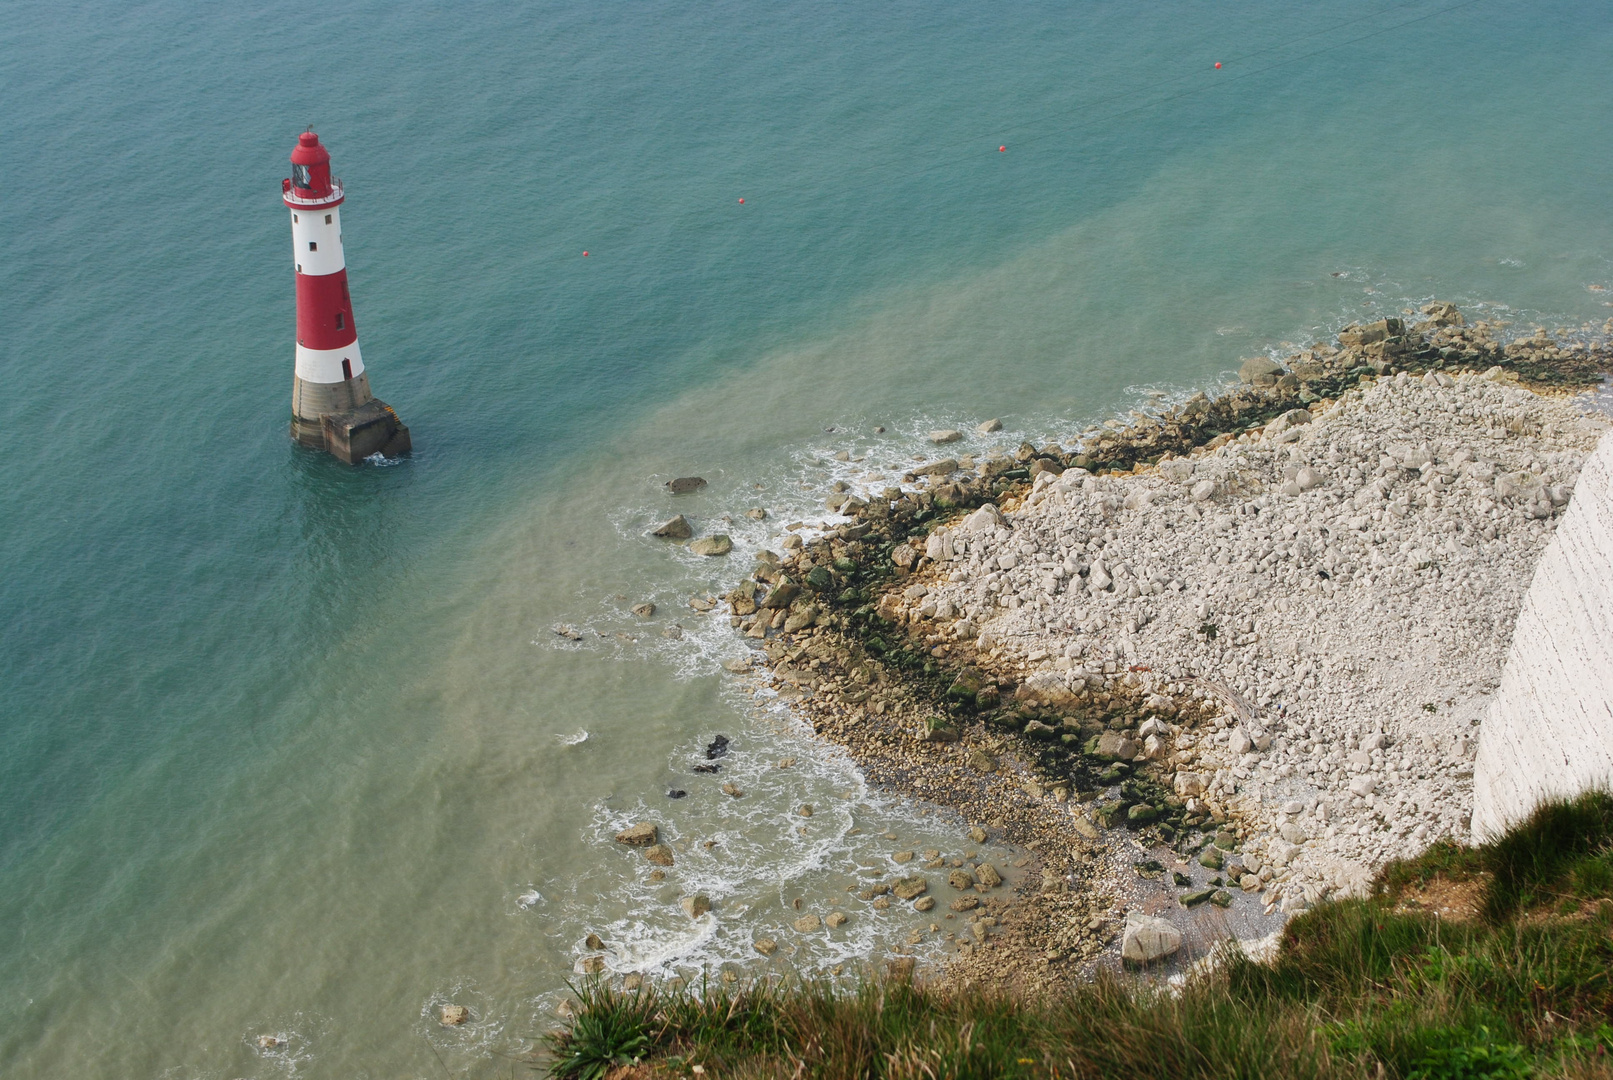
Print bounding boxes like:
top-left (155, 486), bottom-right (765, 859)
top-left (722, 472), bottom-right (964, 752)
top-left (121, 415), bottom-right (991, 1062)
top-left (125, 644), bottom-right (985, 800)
top-left (1121, 911), bottom-right (1183, 963)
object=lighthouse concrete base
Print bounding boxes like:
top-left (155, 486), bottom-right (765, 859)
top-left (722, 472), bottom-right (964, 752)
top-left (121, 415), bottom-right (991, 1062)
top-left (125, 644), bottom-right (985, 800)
top-left (320, 399), bottom-right (412, 464)
top-left (292, 372), bottom-right (374, 449)
top-left (291, 374), bottom-right (410, 462)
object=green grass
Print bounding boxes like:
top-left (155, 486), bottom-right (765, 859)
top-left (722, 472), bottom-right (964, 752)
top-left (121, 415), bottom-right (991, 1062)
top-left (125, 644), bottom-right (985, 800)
top-left (1483, 793), bottom-right (1613, 920)
top-left (543, 794), bottom-right (1613, 1079)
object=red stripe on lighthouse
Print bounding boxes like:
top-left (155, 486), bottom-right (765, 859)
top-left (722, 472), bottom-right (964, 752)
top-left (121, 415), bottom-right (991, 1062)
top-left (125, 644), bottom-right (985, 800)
top-left (295, 269), bottom-right (357, 350)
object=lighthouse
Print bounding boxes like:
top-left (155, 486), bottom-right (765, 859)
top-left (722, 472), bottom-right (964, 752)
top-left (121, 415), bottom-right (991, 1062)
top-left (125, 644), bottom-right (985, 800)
top-left (282, 130), bottom-right (410, 463)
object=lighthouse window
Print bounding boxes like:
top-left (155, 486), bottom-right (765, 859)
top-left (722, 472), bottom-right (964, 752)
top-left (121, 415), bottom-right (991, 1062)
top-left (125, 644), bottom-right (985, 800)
top-left (335, 313), bottom-right (345, 330)
top-left (324, 214), bottom-right (332, 224)
top-left (292, 164), bottom-right (311, 188)
top-left (308, 241), bottom-right (317, 251)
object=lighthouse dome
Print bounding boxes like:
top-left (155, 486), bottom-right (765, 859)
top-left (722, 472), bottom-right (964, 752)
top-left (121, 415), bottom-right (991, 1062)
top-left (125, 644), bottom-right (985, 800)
top-left (288, 131), bottom-right (334, 199)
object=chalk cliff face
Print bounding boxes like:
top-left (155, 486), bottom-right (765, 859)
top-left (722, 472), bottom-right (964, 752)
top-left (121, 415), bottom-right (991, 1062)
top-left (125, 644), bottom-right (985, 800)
top-left (1474, 431), bottom-right (1613, 840)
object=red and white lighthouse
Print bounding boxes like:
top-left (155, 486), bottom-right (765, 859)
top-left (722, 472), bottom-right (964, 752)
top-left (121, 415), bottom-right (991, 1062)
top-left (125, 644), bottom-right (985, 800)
top-left (282, 130), bottom-right (409, 462)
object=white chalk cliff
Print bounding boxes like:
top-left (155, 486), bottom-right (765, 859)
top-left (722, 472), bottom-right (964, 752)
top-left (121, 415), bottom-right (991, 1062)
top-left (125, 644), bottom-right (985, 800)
top-left (1474, 430), bottom-right (1613, 838)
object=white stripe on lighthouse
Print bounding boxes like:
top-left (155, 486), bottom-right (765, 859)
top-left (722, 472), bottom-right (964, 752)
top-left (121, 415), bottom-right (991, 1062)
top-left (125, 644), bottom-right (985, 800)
top-left (289, 206), bottom-right (347, 277)
top-left (295, 341), bottom-right (366, 384)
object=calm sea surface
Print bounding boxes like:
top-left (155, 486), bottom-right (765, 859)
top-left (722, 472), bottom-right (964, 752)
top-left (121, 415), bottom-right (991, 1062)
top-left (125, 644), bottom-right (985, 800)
top-left (2, 1), bottom-right (1609, 1074)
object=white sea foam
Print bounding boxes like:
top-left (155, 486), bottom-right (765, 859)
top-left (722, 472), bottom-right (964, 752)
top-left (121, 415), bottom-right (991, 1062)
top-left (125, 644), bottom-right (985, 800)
top-left (521, 682), bottom-right (1021, 983)
top-left (556, 729), bottom-right (589, 746)
top-left (240, 1011), bottom-right (331, 1077)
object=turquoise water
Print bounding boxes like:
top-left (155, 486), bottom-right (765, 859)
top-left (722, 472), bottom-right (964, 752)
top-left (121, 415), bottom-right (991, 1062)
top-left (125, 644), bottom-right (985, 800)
top-left (2, 0), bottom-right (1610, 1074)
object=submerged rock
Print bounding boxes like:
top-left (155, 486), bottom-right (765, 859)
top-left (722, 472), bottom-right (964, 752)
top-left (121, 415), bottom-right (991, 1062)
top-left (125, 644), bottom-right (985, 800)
top-left (690, 534), bottom-right (733, 556)
top-left (614, 822), bottom-right (658, 846)
top-left (893, 876), bottom-right (929, 900)
top-left (666, 476), bottom-right (707, 495)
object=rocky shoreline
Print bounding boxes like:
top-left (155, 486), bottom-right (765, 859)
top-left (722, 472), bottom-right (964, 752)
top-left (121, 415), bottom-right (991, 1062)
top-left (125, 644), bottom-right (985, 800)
top-left (685, 303), bottom-right (1613, 987)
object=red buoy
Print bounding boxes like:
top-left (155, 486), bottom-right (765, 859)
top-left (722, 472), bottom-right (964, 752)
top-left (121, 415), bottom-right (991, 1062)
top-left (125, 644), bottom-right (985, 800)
top-left (1214, 62), bottom-right (1222, 68)
top-left (999, 145), bottom-right (1006, 152)
top-left (582, 251), bottom-right (589, 257)
top-left (738, 198), bottom-right (744, 203)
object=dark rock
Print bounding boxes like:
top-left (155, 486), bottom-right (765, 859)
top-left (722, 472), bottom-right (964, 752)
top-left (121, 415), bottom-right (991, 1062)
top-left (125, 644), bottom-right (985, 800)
top-left (946, 667), bottom-right (983, 702)
top-left (667, 789), bottom-right (687, 799)
top-left (706, 735), bottom-right (731, 760)
top-left (1180, 887), bottom-right (1216, 908)
top-left (652, 515), bottom-right (693, 539)
top-left (667, 477), bottom-right (707, 495)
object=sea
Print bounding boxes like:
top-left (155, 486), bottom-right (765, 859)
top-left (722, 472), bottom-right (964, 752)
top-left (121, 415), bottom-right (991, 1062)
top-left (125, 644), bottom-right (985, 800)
top-left (2, 1), bottom-right (1609, 1075)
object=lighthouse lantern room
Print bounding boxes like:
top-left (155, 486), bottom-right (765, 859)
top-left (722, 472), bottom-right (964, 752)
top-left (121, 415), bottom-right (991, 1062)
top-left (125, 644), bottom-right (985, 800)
top-left (282, 130), bottom-right (410, 462)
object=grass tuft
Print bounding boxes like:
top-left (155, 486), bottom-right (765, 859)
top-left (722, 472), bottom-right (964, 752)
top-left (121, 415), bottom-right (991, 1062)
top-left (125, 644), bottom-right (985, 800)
top-left (545, 982), bottom-right (661, 1080)
top-left (1483, 791), bottom-right (1613, 920)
